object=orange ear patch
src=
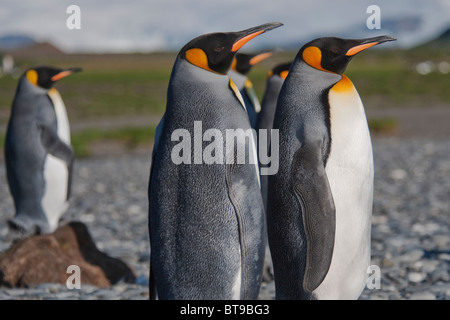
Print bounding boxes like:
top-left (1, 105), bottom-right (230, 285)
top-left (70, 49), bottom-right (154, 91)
top-left (302, 46), bottom-right (327, 72)
top-left (185, 48), bottom-right (214, 72)
top-left (331, 75), bottom-right (354, 93)
top-left (26, 70), bottom-right (38, 85)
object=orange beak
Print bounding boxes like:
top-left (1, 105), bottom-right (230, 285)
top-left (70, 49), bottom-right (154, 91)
top-left (346, 35), bottom-right (396, 56)
top-left (51, 67), bottom-right (82, 82)
top-left (249, 52), bottom-right (274, 66)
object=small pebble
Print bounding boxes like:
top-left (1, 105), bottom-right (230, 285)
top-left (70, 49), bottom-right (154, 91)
top-left (408, 272), bottom-right (426, 283)
top-left (408, 292), bottom-right (436, 300)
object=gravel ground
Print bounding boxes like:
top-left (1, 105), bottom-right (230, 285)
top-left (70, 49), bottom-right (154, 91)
top-left (0, 137), bottom-right (449, 300)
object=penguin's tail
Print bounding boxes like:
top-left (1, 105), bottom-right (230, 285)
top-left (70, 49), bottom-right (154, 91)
top-left (149, 264), bottom-right (157, 300)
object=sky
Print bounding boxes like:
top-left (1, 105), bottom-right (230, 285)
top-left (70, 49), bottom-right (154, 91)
top-left (0, 0), bottom-right (449, 53)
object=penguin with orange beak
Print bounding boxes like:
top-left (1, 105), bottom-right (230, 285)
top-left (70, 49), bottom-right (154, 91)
top-left (267, 36), bottom-right (396, 299)
top-left (228, 51), bottom-right (275, 128)
top-left (149, 22), bottom-right (283, 300)
top-left (4, 66), bottom-right (81, 240)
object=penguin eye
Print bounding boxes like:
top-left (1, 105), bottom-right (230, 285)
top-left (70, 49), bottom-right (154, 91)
top-left (214, 46), bottom-right (225, 52)
top-left (330, 47), bottom-right (341, 55)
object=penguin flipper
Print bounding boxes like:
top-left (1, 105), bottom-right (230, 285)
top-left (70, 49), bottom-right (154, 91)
top-left (39, 124), bottom-right (74, 200)
top-left (291, 143), bottom-right (336, 293)
top-left (148, 114), bottom-right (165, 300)
top-left (152, 113), bottom-right (165, 158)
top-left (226, 162), bottom-right (265, 299)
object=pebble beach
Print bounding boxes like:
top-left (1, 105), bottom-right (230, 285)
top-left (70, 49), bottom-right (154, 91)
top-left (0, 136), bottom-right (449, 300)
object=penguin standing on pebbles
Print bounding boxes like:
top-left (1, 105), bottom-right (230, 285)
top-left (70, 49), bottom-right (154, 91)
top-left (228, 51), bottom-right (274, 128)
top-left (148, 22), bottom-right (283, 300)
top-left (267, 36), bottom-right (396, 300)
top-left (4, 66), bottom-right (81, 240)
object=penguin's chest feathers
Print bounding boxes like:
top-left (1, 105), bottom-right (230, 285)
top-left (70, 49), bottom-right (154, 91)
top-left (229, 78), bottom-right (246, 111)
top-left (48, 88), bottom-right (70, 144)
top-left (326, 75), bottom-right (372, 174)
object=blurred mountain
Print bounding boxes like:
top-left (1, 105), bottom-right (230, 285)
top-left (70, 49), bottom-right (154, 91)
top-left (418, 27), bottom-right (450, 47)
top-left (0, 34), bottom-right (65, 57)
top-left (0, 34), bottom-right (36, 50)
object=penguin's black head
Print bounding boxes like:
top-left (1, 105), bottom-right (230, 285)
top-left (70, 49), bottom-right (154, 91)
top-left (179, 22), bottom-right (283, 75)
top-left (25, 66), bottom-right (82, 89)
top-left (299, 35), bottom-right (396, 74)
top-left (268, 61), bottom-right (292, 80)
top-left (231, 51), bottom-right (274, 75)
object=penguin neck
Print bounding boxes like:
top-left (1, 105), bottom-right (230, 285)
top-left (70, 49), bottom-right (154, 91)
top-left (228, 69), bottom-right (247, 90)
top-left (290, 58), bottom-right (342, 90)
top-left (11, 77), bottom-right (48, 115)
top-left (274, 58), bottom-right (342, 154)
top-left (48, 88), bottom-right (71, 144)
top-left (278, 59), bottom-right (341, 117)
top-left (166, 57), bottom-right (231, 115)
top-left (171, 56), bottom-right (229, 85)
top-left (17, 76), bottom-right (48, 96)
top-left (261, 75), bottom-right (284, 112)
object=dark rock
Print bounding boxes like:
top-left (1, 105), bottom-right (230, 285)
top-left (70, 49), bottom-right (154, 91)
top-left (0, 221), bottom-right (136, 288)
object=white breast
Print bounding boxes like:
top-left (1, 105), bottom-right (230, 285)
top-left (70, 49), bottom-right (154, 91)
top-left (42, 89), bottom-right (71, 232)
top-left (314, 77), bottom-right (374, 299)
top-left (48, 89), bottom-right (71, 144)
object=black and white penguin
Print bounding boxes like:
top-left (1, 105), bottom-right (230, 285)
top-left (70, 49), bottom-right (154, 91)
top-left (148, 22), bottom-right (283, 300)
top-left (267, 36), bottom-right (396, 299)
top-left (4, 66), bottom-right (81, 240)
top-left (228, 51), bottom-right (274, 128)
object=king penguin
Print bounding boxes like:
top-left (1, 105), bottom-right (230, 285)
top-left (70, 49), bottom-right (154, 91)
top-left (4, 66), bottom-right (81, 240)
top-left (255, 61), bottom-right (291, 282)
top-left (256, 61), bottom-right (291, 210)
top-left (228, 51), bottom-right (274, 129)
top-left (148, 22), bottom-right (283, 300)
top-left (267, 35), bottom-right (396, 300)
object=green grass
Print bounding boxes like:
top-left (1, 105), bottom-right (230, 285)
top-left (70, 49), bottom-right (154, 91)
top-left (0, 53), bottom-right (174, 125)
top-left (0, 47), bottom-right (448, 157)
top-left (1, 48), bottom-right (447, 126)
top-left (247, 48), bottom-right (450, 108)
